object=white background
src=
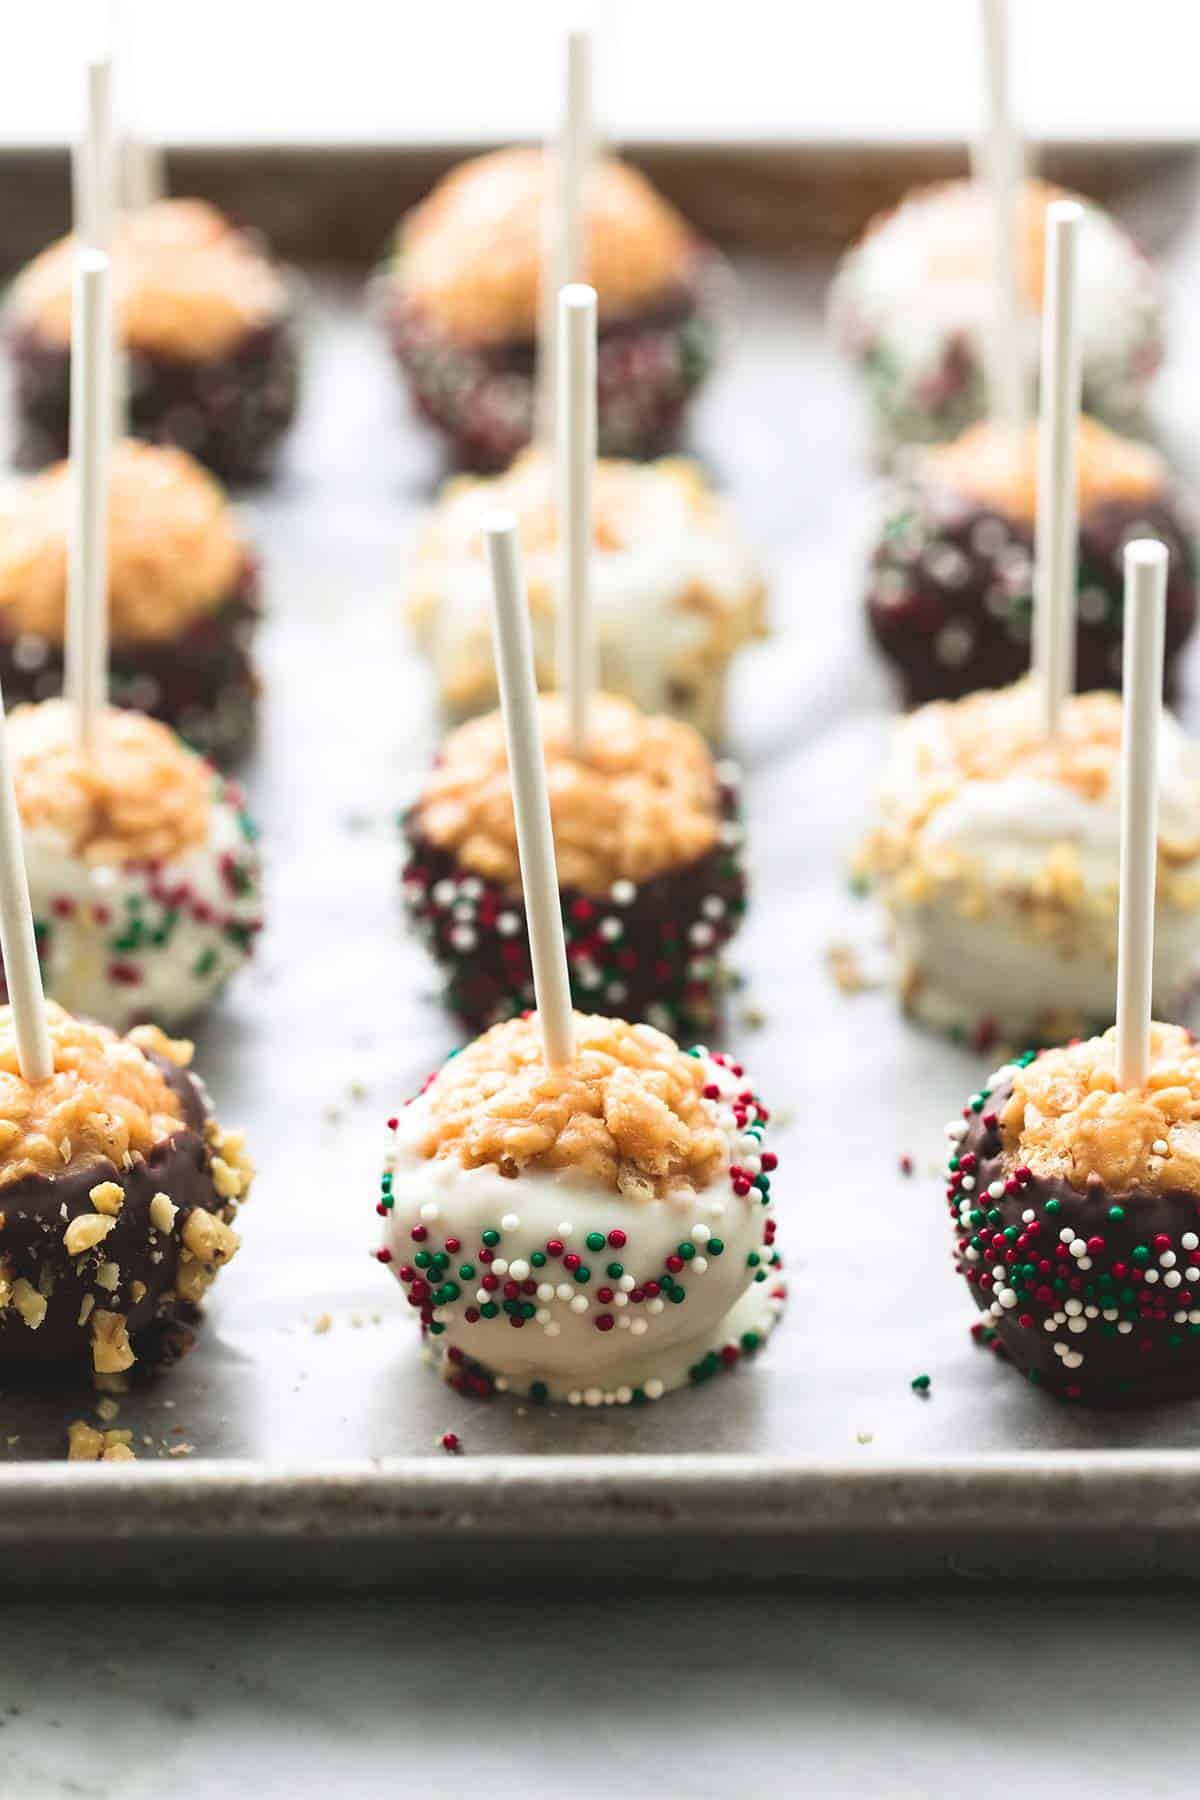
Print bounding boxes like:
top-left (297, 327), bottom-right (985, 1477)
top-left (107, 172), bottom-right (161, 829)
top-left (1, 0), bottom-right (1198, 148)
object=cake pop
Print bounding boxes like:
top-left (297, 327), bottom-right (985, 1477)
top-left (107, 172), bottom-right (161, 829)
top-left (8, 199), bottom-right (298, 483)
top-left (407, 449), bottom-right (762, 738)
top-left (379, 149), bottom-right (719, 472)
top-left (0, 439), bottom-right (261, 761)
top-left (829, 177), bottom-right (1162, 451)
top-left (865, 417), bottom-right (1196, 705)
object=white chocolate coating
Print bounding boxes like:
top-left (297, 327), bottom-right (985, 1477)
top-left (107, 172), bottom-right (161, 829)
top-left (381, 1051), bottom-right (784, 1405)
top-left (868, 697), bottom-right (1200, 1040)
top-left (830, 180), bottom-right (1162, 446)
top-left (407, 453), bottom-right (764, 738)
top-left (25, 786), bottom-right (261, 1031)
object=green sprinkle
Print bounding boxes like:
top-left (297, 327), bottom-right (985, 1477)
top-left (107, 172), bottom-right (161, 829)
top-left (911, 1373), bottom-right (931, 1393)
top-left (585, 1231), bottom-right (605, 1252)
top-left (481, 1228), bottom-right (501, 1247)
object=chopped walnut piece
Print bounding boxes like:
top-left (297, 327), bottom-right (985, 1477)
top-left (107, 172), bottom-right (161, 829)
top-left (129, 1279), bottom-right (146, 1303)
top-left (101, 1438), bottom-right (135, 1462)
top-left (91, 1309), bottom-right (135, 1373)
top-left (95, 1261), bottom-right (120, 1292)
top-left (205, 1121), bottom-right (255, 1201)
top-left (181, 1207), bottom-right (241, 1268)
top-left (11, 1278), bottom-right (46, 1329)
top-left (419, 1013), bottom-right (725, 1197)
top-left (63, 1212), bottom-right (117, 1256)
top-left (173, 1261), bottom-right (214, 1305)
top-left (77, 1293), bottom-right (95, 1326)
top-left (67, 1419), bottom-right (104, 1461)
top-left (89, 1181), bottom-right (124, 1216)
top-left (149, 1191), bottom-right (178, 1233)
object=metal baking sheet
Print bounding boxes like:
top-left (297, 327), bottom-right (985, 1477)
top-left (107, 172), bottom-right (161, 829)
top-left (4, 255), bottom-right (1200, 1592)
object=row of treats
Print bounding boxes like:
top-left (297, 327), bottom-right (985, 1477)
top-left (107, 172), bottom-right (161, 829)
top-left (0, 36), bottom-right (1196, 1420)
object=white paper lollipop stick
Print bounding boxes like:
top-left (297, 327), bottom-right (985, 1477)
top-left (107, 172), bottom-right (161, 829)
top-left (1032, 200), bottom-right (1082, 737)
top-left (978, 0), bottom-right (1026, 435)
top-left (534, 29), bottom-right (592, 451)
top-left (120, 135), bottom-right (167, 211)
top-left (65, 251), bottom-right (113, 752)
top-left (76, 55), bottom-right (116, 256)
top-left (1116, 540), bottom-right (1168, 1091)
top-left (0, 681), bottom-right (53, 1084)
top-left (484, 513), bottom-right (576, 1069)
top-left (557, 283), bottom-right (597, 755)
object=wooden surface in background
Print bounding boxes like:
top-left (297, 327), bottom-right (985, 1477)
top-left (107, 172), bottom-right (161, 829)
top-left (0, 142), bottom-right (1194, 277)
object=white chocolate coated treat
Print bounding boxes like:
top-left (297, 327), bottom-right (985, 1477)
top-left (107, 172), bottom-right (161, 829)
top-left (406, 451), bottom-right (764, 739)
top-left (24, 784), bottom-right (261, 1031)
top-left (865, 687), bottom-right (1200, 1041)
top-left (380, 1050), bottom-right (784, 1406)
top-left (829, 179), bottom-right (1162, 447)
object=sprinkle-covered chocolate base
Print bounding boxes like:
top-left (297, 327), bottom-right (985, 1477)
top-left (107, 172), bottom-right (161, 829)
top-left (376, 1047), bottom-right (784, 1406)
top-left (0, 558), bottom-right (261, 765)
top-left (867, 485), bottom-right (1198, 706)
top-left (401, 763), bottom-right (747, 1039)
top-left (949, 1061), bottom-right (1200, 1405)
top-left (9, 774), bottom-right (262, 1033)
top-left (0, 1052), bottom-right (246, 1370)
top-left (9, 316), bottom-right (299, 486)
top-left (382, 270), bottom-right (717, 472)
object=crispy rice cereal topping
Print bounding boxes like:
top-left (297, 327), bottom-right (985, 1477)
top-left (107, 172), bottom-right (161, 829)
top-left (415, 691), bottom-right (719, 891)
top-left (417, 1013), bottom-right (726, 1198)
top-left (9, 702), bottom-right (211, 864)
top-left (1001, 1023), bottom-right (1200, 1193)
top-left (921, 415), bottom-right (1164, 526)
top-left (11, 199), bottom-right (287, 358)
top-left (0, 439), bottom-right (246, 645)
top-left (397, 148), bottom-right (693, 343)
top-left (0, 1007), bottom-right (189, 1186)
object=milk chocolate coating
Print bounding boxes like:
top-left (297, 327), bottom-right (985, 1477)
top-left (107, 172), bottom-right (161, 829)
top-left (402, 810), bottom-right (746, 1039)
top-left (868, 488), bottom-right (1198, 706)
top-left (0, 560), bottom-right (260, 765)
top-left (9, 315), bottom-right (299, 485)
top-left (384, 277), bottom-right (716, 472)
top-left (952, 1075), bottom-right (1200, 1405)
top-left (0, 1053), bottom-right (228, 1367)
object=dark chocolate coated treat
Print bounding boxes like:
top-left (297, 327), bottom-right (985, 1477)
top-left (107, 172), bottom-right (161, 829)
top-left (950, 1070), bottom-right (1200, 1405)
top-left (401, 776), bottom-right (747, 1038)
top-left (9, 316), bottom-right (299, 486)
top-left (868, 485), bottom-right (1198, 706)
top-left (383, 271), bottom-right (717, 473)
top-left (0, 559), bottom-right (261, 765)
top-left (0, 1053), bottom-right (234, 1368)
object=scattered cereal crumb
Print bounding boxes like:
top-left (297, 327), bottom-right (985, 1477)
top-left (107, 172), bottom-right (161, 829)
top-left (167, 1443), bottom-right (195, 1458)
top-left (740, 1005), bottom-right (766, 1031)
top-left (68, 1419), bottom-right (136, 1462)
top-left (348, 1082), bottom-right (367, 1103)
top-left (350, 1314), bottom-right (363, 1328)
top-left (95, 1396), bottom-right (120, 1424)
top-left (856, 1431), bottom-right (874, 1445)
top-left (313, 1313), bottom-right (332, 1335)
top-left (324, 1106), bottom-right (343, 1125)
top-left (826, 940), bottom-right (869, 995)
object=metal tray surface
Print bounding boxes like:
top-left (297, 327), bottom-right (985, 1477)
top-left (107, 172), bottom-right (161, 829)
top-left (3, 260), bottom-right (1200, 1589)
